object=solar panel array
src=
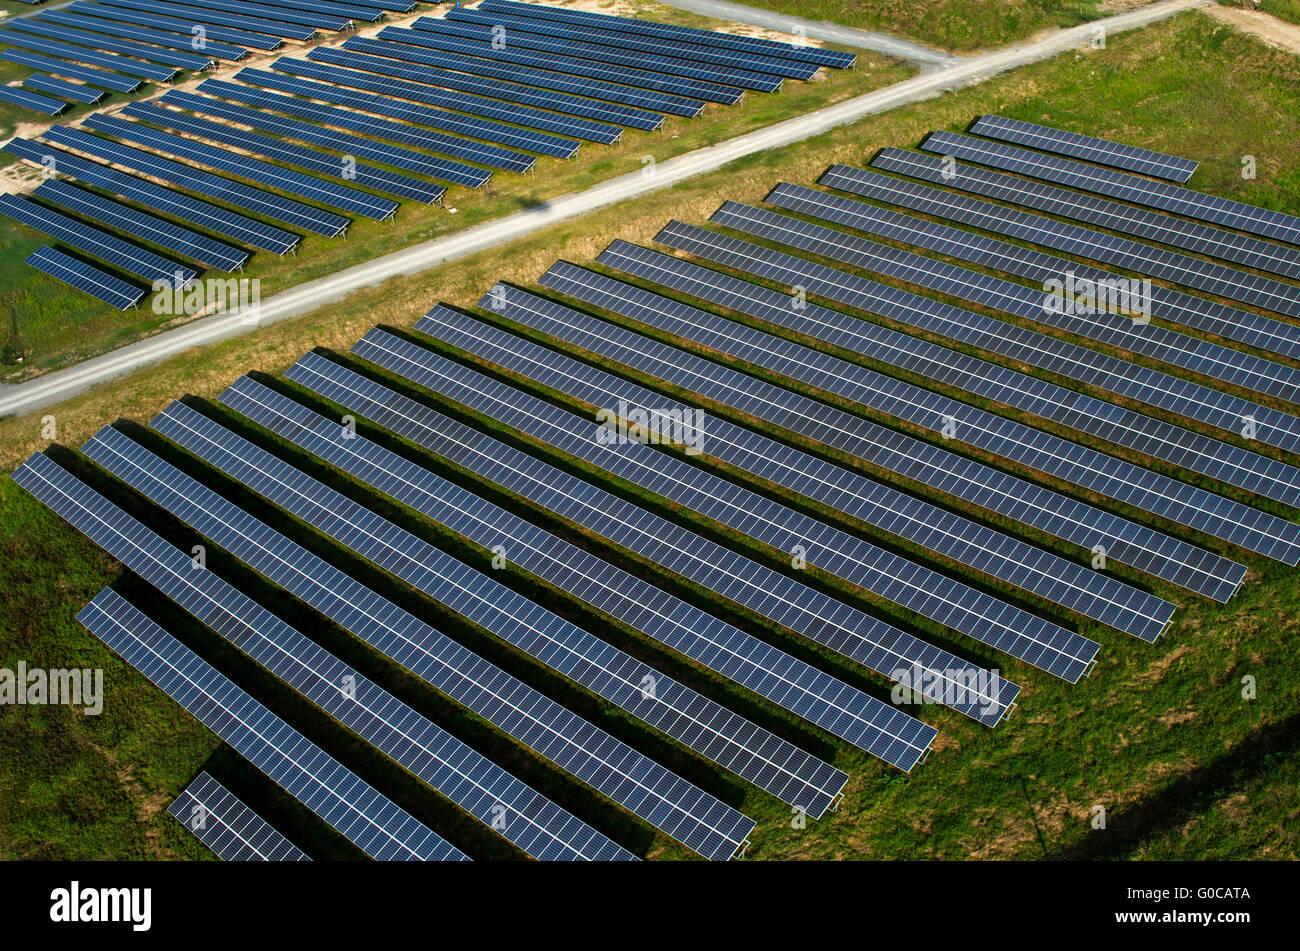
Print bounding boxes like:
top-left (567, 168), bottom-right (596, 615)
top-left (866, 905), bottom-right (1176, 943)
top-left (25, 245), bottom-right (143, 310)
top-left (525, 265), bottom-right (1179, 641)
top-left (4, 137), bottom-right (299, 255)
top-left (76, 426), bottom-right (636, 862)
top-left (652, 220), bottom-right (1300, 509)
top-left (40, 9), bottom-right (249, 61)
top-left (23, 74), bottom-right (107, 104)
top-left (71, 587), bottom-right (466, 861)
top-left (146, 401), bottom-right (844, 824)
top-left (226, 365), bottom-right (952, 759)
top-left (710, 201), bottom-right (1300, 435)
top-left (34, 178), bottom-right (248, 271)
top-left (0, 48), bottom-right (142, 92)
top-left (9, 17), bottom-right (214, 71)
top-left (65, 2), bottom-right (285, 51)
top-left (0, 84), bottom-right (67, 116)
top-left (0, 27), bottom-right (180, 81)
top-left (407, 305), bottom-right (1102, 682)
top-left (1, 193), bottom-right (195, 288)
top-left (768, 181), bottom-right (1300, 365)
top-left (968, 115), bottom-right (1199, 182)
top-left (169, 773), bottom-right (311, 862)
top-left (923, 130), bottom-right (1300, 246)
top-left (295, 344), bottom-right (1007, 730)
top-left (587, 241), bottom-right (1254, 599)
top-left (89, 0), bottom-right (314, 43)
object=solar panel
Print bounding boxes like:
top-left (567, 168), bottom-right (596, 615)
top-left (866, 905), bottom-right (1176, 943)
top-left (39, 10), bottom-right (249, 60)
top-left (438, 8), bottom-right (799, 86)
top-left (285, 349), bottom-right (977, 739)
top-left (969, 115), bottom-right (1198, 183)
top-left (146, 401), bottom-right (840, 826)
top-left (0, 49), bottom-right (142, 92)
top-left (414, 15), bottom-right (746, 103)
top-left (410, 14), bottom-right (757, 99)
top-left (478, 0), bottom-right (856, 69)
top-left (0, 83), bottom-right (67, 115)
top-left (25, 245), bottom-right (143, 310)
top-left (525, 267), bottom-right (1180, 642)
top-left (67, 2), bottom-right (285, 51)
top-left (222, 70), bottom-right (576, 161)
top-left (1, 193), bottom-right (194, 288)
top-left (868, 151), bottom-right (1300, 321)
top-left (923, 130), bottom-right (1300, 247)
top-left (139, 0), bottom-right (351, 32)
top-left (91, 0), bottom-right (318, 42)
top-left (907, 137), bottom-right (1300, 281)
top-left (175, 83), bottom-right (528, 177)
top-left (74, 430), bottom-right (635, 863)
top-left (300, 50), bottom-right (623, 144)
top-left (43, 125), bottom-right (348, 237)
top-left (249, 0), bottom-right (380, 22)
top-left (23, 74), bottom-right (106, 104)
top-left (410, 305), bottom-right (1101, 682)
top-left (625, 232), bottom-right (1300, 565)
top-left (343, 36), bottom-right (666, 130)
top-left (0, 27), bottom-right (179, 80)
top-left (10, 17), bottom-right (215, 70)
top-left (34, 179), bottom-right (248, 271)
top-left (654, 220), bottom-right (1300, 508)
top-left (121, 100), bottom-right (456, 201)
top-left (222, 370), bottom-right (940, 769)
top-left (771, 180), bottom-right (1300, 366)
top-left (70, 588), bottom-right (466, 861)
top-left (4, 137), bottom-right (298, 254)
top-left (83, 113), bottom-right (396, 220)
top-left (169, 773), bottom-right (311, 861)
top-left (590, 241), bottom-right (1254, 599)
top-left (712, 202), bottom-right (1300, 435)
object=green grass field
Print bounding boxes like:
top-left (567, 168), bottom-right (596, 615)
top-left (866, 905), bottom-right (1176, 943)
top-left (0, 5), bottom-right (909, 383)
top-left (2, 8), bottom-right (1299, 860)
top-left (720, 0), bottom-right (1119, 52)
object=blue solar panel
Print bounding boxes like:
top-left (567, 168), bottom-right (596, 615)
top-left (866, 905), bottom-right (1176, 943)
top-left (5, 137), bottom-right (298, 254)
top-left (0, 83), bottom-right (67, 115)
top-left (179, 83), bottom-right (528, 177)
top-left (417, 15), bottom-right (745, 103)
top-left (169, 773), bottom-right (311, 861)
top-left (0, 48), bottom-right (142, 92)
top-left (869, 150), bottom-right (1300, 321)
top-left (772, 180), bottom-right (1300, 367)
top-left (147, 401), bottom-right (833, 829)
top-left (2, 193), bottom-right (194, 288)
top-left (0, 27), bottom-right (179, 80)
top-left (83, 113), bottom-right (395, 221)
top-left (290, 51), bottom-right (621, 144)
top-left (656, 219), bottom-right (1300, 507)
top-left (590, 240), bottom-right (1253, 600)
top-left (438, 9), bottom-right (789, 89)
top-left (10, 17), bottom-right (215, 70)
top-left (34, 179), bottom-right (248, 270)
top-left (93, 0), bottom-right (317, 42)
top-left (712, 201), bottom-right (1300, 444)
top-left (68, 2), bottom-right (284, 51)
top-left (69, 588), bottom-right (465, 861)
top-left (75, 428), bottom-right (636, 863)
top-left (342, 36), bottom-right (665, 130)
top-left (225, 70), bottom-right (576, 160)
top-left (969, 115), bottom-right (1198, 183)
top-left (43, 125), bottom-right (348, 236)
top-left (409, 305), bottom-right (1102, 682)
top-left (25, 245), bottom-right (143, 309)
top-left (407, 16), bottom-right (750, 101)
top-left (251, 0), bottom-right (381, 22)
top-left (517, 269), bottom-right (1180, 643)
top-left (39, 9), bottom-right (249, 60)
top-left (374, 28), bottom-right (703, 118)
top-left (23, 74), bottom-right (106, 104)
top-left (122, 100), bottom-right (456, 200)
top-left (222, 368), bottom-right (932, 773)
top-left (147, 0), bottom-right (351, 32)
top-left (479, 0), bottom-right (856, 69)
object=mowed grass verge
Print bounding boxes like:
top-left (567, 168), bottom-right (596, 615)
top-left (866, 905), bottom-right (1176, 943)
top-left (1, 10), bottom-right (1299, 860)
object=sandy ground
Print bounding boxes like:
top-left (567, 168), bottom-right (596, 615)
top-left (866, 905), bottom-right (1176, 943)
top-left (1204, 4), bottom-right (1300, 56)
